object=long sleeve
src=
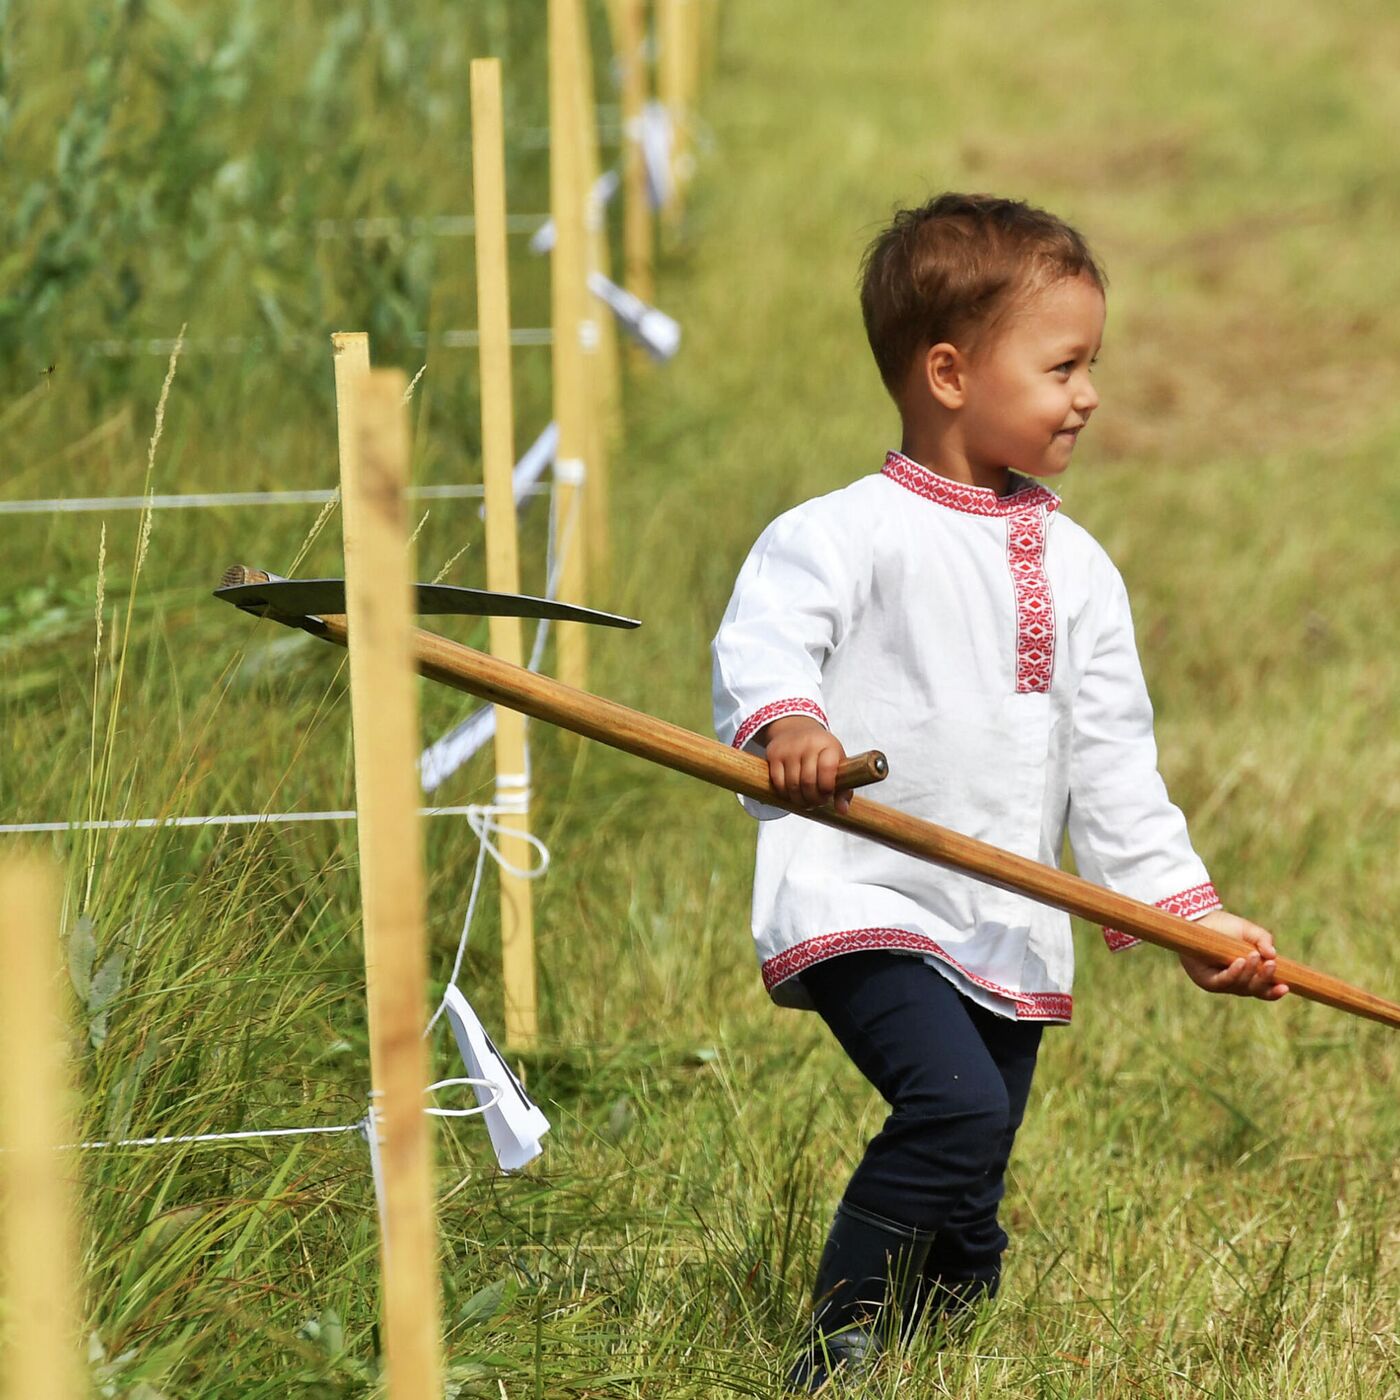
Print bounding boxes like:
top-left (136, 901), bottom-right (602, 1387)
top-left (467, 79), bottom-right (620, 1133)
top-left (1066, 563), bottom-right (1221, 949)
top-left (712, 506), bottom-right (858, 816)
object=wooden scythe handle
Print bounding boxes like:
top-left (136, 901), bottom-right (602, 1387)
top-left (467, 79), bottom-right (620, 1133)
top-left (222, 564), bottom-right (1400, 1031)
top-left (834, 749), bottom-right (889, 791)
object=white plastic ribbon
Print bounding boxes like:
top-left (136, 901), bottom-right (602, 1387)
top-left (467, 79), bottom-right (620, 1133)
top-left (498, 419), bottom-right (560, 516)
top-left (638, 100), bottom-right (674, 211)
top-left (422, 425), bottom-right (571, 793)
top-left (420, 708), bottom-right (497, 794)
top-left (587, 271), bottom-right (682, 362)
top-left (441, 985), bottom-right (550, 1170)
top-left (529, 170), bottom-right (622, 255)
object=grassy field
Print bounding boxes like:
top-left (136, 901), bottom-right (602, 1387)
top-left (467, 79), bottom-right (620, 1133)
top-left (3, 0), bottom-right (1399, 1395)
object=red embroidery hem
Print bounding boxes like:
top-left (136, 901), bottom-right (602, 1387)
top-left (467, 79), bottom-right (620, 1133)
top-left (761, 927), bottom-right (1073, 1023)
top-left (732, 697), bottom-right (828, 751)
top-left (1102, 881), bottom-right (1222, 951)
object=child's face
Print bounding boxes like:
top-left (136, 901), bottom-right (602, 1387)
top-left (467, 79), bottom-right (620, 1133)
top-left (958, 273), bottom-right (1105, 481)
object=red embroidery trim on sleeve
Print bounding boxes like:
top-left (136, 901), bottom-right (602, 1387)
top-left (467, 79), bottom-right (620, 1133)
top-left (1103, 881), bottom-right (1222, 951)
top-left (732, 697), bottom-right (829, 751)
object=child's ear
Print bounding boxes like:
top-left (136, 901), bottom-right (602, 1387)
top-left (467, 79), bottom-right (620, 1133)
top-left (923, 342), bottom-right (966, 409)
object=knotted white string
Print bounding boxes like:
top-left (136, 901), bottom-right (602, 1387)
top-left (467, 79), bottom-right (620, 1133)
top-left (424, 777), bottom-right (550, 1039)
top-left (364, 1096), bottom-right (388, 1249)
top-left (419, 477), bottom-right (581, 1032)
top-left (360, 1074), bottom-right (506, 1258)
top-left (66, 1121), bottom-right (369, 1151)
top-left (48, 1071), bottom-right (503, 1157)
top-left (553, 456), bottom-right (587, 486)
top-left (423, 1076), bottom-right (503, 1118)
top-left (466, 780), bottom-right (550, 879)
top-left (87, 328), bottom-right (553, 358)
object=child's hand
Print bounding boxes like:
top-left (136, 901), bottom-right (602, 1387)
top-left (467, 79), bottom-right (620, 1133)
top-left (760, 715), bottom-right (853, 814)
top-left (1178, 910), bottom-right (1290, 1001)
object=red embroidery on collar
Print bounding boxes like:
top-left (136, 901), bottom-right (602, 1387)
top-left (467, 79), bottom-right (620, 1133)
top-left (881, 451), bottom-right (1060, 518)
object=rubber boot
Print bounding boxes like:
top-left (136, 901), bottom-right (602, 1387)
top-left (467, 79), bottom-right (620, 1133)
top-left (786, 1201), bottom-right (934, 1393)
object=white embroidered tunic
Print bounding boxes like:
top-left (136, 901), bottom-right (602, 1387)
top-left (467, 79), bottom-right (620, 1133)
top-left (712, 451), bottom-right (1221, 1023)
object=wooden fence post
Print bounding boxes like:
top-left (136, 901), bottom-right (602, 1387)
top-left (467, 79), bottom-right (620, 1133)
top-left (339, 368), bottom-right (443, 1399)
top-left (0, 856), bottom-right (83, 1400)
top-left (658, 0), bottom-right (689, 227)
top-left (684, 0), bottom-right (705, 121)
top-left (574, 5), bottom-right (618, 584)
top-left (617, 0), bottom-right (655, 319)
top-left (329, 333), bottom-right (385, 1098)
top-left (470, 58), bottom-right (540, 1051)
top-left (699, 0), bottom-right (721, 89)
top-left (549, 0), bottom-right (592, 692)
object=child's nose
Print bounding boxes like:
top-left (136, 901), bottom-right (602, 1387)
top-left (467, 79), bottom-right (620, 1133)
top-left (1074, 376), bottom-right (1099, 413)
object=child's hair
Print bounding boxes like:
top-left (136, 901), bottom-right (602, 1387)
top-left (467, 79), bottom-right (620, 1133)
top-left (859, 193), bottom-right (1107, 393)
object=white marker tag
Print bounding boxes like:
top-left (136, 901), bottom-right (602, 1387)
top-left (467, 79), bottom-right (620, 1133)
top-left (587, 272), bottom-right (682, 361)
top-left (529, 171), bottom-right (622, 255)
top-left (420, 706), bottom-right (497, 793)
top-left (442, 985), bottom-right (550, 1171)
top-left (640, 101), bottom-right (674, 211)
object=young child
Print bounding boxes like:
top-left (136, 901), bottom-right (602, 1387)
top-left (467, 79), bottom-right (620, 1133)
top-left (710, 193), bottom-right (1289, 1391)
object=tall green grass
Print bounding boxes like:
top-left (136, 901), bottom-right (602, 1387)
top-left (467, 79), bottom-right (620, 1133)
top-left (3, 0), bottom-right (1399, 1394)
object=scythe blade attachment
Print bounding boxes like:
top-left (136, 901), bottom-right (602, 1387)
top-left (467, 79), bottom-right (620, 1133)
top-left (214, 570), bottom-right (640, 630)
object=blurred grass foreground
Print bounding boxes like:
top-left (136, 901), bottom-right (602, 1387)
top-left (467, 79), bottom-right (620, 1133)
top-left (2, 1), bottom-right (1399, 1396)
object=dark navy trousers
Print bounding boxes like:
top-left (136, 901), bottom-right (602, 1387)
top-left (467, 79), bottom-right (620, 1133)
top-left (799, 951), bottom-right (1043, 1293)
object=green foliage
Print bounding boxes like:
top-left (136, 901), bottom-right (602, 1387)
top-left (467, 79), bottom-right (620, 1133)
top-left (0, 0), bottom-right (537, 383)
top-left (2, 0), bottom-right (1399, 1396)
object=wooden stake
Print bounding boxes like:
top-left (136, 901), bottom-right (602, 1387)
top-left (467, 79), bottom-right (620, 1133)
top-left (574, 3), bottom-right (617, 583)
top-left (0, 857), bottom-right (83, 1400)
top-left (658, 0), bottom-right (689, 227)
top-left (330, 333), bottom-right (383, 1097)
top-left (618, 0), bottom-right (656, 317)
top-left (471, 58), bottom-right (540, 1051)
top-left (684, 0), bottom-right (705, 118)
top-left (338, 370), bottom-right (443, 1399)
top-left (221, 597), bottom-right (1400, 1035)
top-left (696, 0), bottom-right (720, 90)
top-left (549, 0), bottom-right (592, 690)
